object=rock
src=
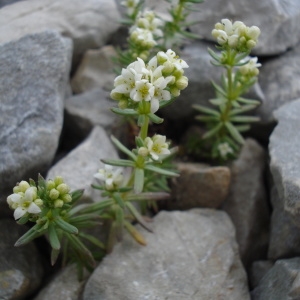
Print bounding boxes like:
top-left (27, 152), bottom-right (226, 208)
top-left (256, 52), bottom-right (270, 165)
top-left (222, 138), bottom-right (270, 269)
top-left (47, 126), bottom-right (119, 201)
top-left (268, 185), bottom-right (300, 260)
top-left (269, 99), bottom-right (300, 217)
top-left (0, 219), bottom-right (44, 300)
top-left (145, 0), bottom-right (300, 56)
top-left (64, 88), bottom-right (119, 138)
top-left (249, 260), bottom-right (274, 289)
top-left (161, 40), bottom-right (264, 121)
top-left (33, 264), bottom-right (86, 300)
top-left (0, 0), bottom-right (120, 65)
top-left (251, 257), bottom-right (300, 300)
top-left (71, 46), bottom-right (117, 94)
top-left (0, 31), bottom-right (72, 210)
top-left (257, 47), bottom-right (300, 123)
top-left (0, 0), bottom-right (25, 9)
top-left (168, 162), bottom-right (231, 210)
top-left (83, 209), bottom-right (250, 300)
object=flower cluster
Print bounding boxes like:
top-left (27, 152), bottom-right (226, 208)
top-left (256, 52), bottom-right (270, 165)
top-left (94, 165), bottom-right (124, 191)
top-left (239, 57), bottom-right (261, 77)
top-left (212, 19), bottom-right (261, 52)
top-left (46, 176), bottom-right (72, 208)
top-left (217, 142), bottom-right (233, 159)
top-left (111, 49), bottom-right (188, 113)
top-left (7, 181), bottom-right (42, 220)
top-left (121, 0), bottom-right (139, 16)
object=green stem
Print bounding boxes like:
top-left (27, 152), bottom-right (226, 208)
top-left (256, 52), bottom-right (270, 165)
top-left (139, 115), bottom-right (149, 140)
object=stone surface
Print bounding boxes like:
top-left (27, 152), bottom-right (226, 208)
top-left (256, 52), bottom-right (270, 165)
top-left (257, 47), bottom-right (300, 123)
top-left (47, 126), bottom-right (119, 201)
top-left (65, 88), bottom-right (119, 138)
top-left (268, 185), bottom-right (300, 260)
top-left (145, 0), bottom-right (300, 56)
top-left (162, 41), bottom-right (264, 121)
top-left (0, 0), bottom-right (25, 8)
top-left (0, 31), bottom-right (72, 208)
top-left (251, 257), bottom-right (300, 300)
top-left (222, 138), bottom-right (270, 269)
top-left (249, 260), bottom-right (274, 290)
top-left (0, 0), bottom-right (120, 64)
top-left (71, 45), bottom-right (117, 94)
top-left (169, 162), bottom-right (231, 210)
top-left (33, 264), bottom-right (86, 300)
top-left (269, 99), bottom-right (300, 217)
top-left (83, 209), bottom-right (250, 300)
top-left (0, 219), bottom-right (44, 300)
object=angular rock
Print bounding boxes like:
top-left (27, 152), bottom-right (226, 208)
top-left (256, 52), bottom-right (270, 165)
top-left (252, 257), bottom-right (300, 300)
top-left (257, 47), bottom-right (300, 123)
top-left (34, 264), bottom-right (86, 300)
top-left (223, 138), bottom-right (270, 269)
top-left (64, 88), bottom-right (119, 138)
top-left (0, 0), bottom-right (120, 64)
top-left (47, 126), bottom-right (118, 201)
top-left (0, 219), bottom-right (44, 300)
top-left (0, 31), bottom-right (72, 208)
top-left (249, 260), bottom-right (274, 290)
top-left (83, 209), bottom-right (250, 300)
top-left (71, 46), bottom-right (117, 94)
top-left (162, 41), bottom-right (264, 120)
top-left (269, 99), bottom-right (300, 217)
top-left (145, 0), bottom-right (300, 55)
top-left (268, 185), bottom-right (300, 260)
top-left (169, 162), bottom-right (231, 210)
top-left (0, 0), bottom-right (25, 9)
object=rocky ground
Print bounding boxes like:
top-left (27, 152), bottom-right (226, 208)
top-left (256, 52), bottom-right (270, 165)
top-left (1, 0), bottom-right (300, 299)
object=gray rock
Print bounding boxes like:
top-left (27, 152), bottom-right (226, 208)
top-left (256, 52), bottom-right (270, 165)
top-left (162, 41), bottom-right (264, 120)
top-left (0, 0), bottom-right (120, 64)
top-left (0, 219), bottom-right (44, 300)
top-left (0, 31), bottom-right (72, 208)
top-left (83, 209), bottom-right (250, 300)
top-left (249, 260), bottom-right (274, 289)
top-left (252, 257), bottom-right (300, 300)
top-left (71, 45), bottom-right (117, 94)
top-left (169, 162), bottom-right (231, 210)
top-left (47, 126), bottom-right (119, 201)
top-left (34, 264), bottom-right (86, 300)
top-left (257, 47), bottom-right (300, 123)
top-left (65, 88), bottom-right (119, 138)
top-left (223, 139), bottom-right (270, 269)
top-left (268, 185), bottom-right (300, 260)
top-left (145, 0), bottom-right (300, 56)
top-left (269, 99), bottom-right (300, 216)
top-left (0, 0), bottom-right (26, 8)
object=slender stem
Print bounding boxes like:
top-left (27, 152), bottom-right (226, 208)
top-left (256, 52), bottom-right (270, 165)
top-left (139, 115), bottom-right (149, 140)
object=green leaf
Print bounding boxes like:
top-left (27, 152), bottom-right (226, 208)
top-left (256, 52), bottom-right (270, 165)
top-left (207, 47), bottom-right (221, 63)
top-left (193, 104), bottom-right (220, 117)
top-left (112, 193), bottom-right (125, 209)
top-left (51, 248), bottom-right (60, 266)
top-left (202, 123), bottom-right (223, 139)
top-left (111, 107), bottom-right (139, 116)
top-left (48, 222), bottom-right (60, 250)
top-left (125, 202), bottom-right (153, 232)
top-left (17, 214), bottom-right (30, 225)
top-left (135, 136), bottom-right (144, 148)
top-left (211, 81), bottom-right (227, 97)
top-left (78, 232), bottom-right (105, 250)
top-left (70, 189), bottom-right (84, 203)
top-left (237, 97), bottom-right (260, 105)
top-left (195, 115), bottom-right (219, 122)
top-left (209, 98), bottom-right (226, 106)
top-left (106, 221), bottom-right (117, 253)
top-left (101, 159), bottom-right (135, 168)
top-left (126, 192), bottom-right (170, 202)
top-left (229, 104), bottom-right (257, 116)
top-left (144, 164), bottom-right (179, 177)
top-left (225, 122), bottom-right (245, 144)
top-left (114, 205), bottom-right (124, 240)
top-left (124, 220), bottom-right (146, 246)
top-left (79, 199), bottom-right (114, 214)
top-left (230, 116), bottom-right (260, 123)
top-left (54, 217), bottom-right (78, 235)
top-left (134, 168), bottom-right (144, 193)
top-left (110, 135), bottom-right (137, 160)
top-left (14, 223), bottom-right (45, 247)
top-left (235, 124), bottom-right (251, 132)
top-left (148, 113), bottom-right (164, 124)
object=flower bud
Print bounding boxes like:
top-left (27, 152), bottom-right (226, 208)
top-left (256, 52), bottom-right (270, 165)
top-left (228, 35), bottom-right (238, 48)
top-left (170, 86), bottom-right (180, 97)
top-left (118, 100), bottom-right (128, 109)
top-left (162, 62), bottom-right (174, 75)
top-left (54, 176), bottom-right (64, 186)
top-left (54, 199), bottom-right (64, 208)
top-left (49, 188), bottom-right (59, 200)
top-left (62, 194), bottom-right (72, 203)
top-left (13, 186), bottom-right (20, 193)
top-left (248, 26), bottom-right (260, 40)
top-left (56, 183), bottom-right (70, 195)
top-left (110, 91), bottom-right (123, 101)
top-left (138, 147), bottom-right (149, 157)
top-left (247, 40), bottom-right (256, 49)
top-left (19, 181), bottom-right (30, 192)
top-left (47, 180), bottom-right (55, 190)
top-left (176, 76), bottom-right (188, 90)
top-left (34, 199), bottom-right (43, 207)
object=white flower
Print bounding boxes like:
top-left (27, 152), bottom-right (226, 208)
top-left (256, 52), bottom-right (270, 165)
top-left (7, 187), bottom-right (42, 220)
top-left (239, 57), bottom-right (261, 76)
top-left (130, 28), bottom-right (157, 48)
top-left (157, 49), bottom-right (189, 70)
top-left (218, 142), bottom-right (233, 158)
top-left (134, 10), bottom-right (164, 37)
top-left (94, 165), bottom-right (124, 190)
top-left (121, 0), bottom-right (139, 15)
top-left (144, 135), bottom-right (170, 160)
top-left (131, 79), bottom-right (155, 102)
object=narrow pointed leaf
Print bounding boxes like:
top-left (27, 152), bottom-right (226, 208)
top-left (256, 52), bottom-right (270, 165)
top-left (195, 115), bottom-right (219, 122)
top-left (148, 113), bottom-right (164, 124)
top-left (125, 201), bottom-right (153, 232)
top-left (225, 122), bottom-right (245, 144)
top-left (211, 81), bottom-right (227, 97)
top-left (51, 248), bottom-right (60, 266)
top-left (114, 205), bottom-right (124, 241)
top-left (110, 135), bottom-right (137, 160)
top-left (193, 104), bottom-right (220, 117)
top-left (229, 105), bottom-right (257, 116)
top-left (202, 123), bottom-right (223, 139)
top-left (134, 168), bottom-right (144, 193)
top-left (78, 232), bottom-right (105, 249)
top-left (127, 192), bottom-right (170, 201)
top-left (237, 97), bottom-right (260, 105)
top-left (14, 224), bottom-right (44, 247)
top-left (207, 47), bottom-right (221, 62)
top-left (54, 217), bottom-right (78, 235)
top-left (48, 222), bottom-right (60, 250)
top-left (144, 164), bottom-right (179, 177)
top-left (230, 116), bottom-right (260, 123)
top-left (101, 158), bottom-right (135, 168)
top-left (79, 199), bottom-right (114, 214)
top-left (106, 221), bottom-right (117, 253)
top-left (70, 189), bottom-right (84, 203)
top-left (111, 107), bottom-right (139, 116)
top-left (112, 193), bottom-right (125, 208)
top-left (235, 124), bottom-right (251, 132)
top-left (124, 220), bottom-right (147, 246)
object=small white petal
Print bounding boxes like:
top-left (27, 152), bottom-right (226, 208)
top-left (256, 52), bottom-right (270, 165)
top-left (14, 207), bottom-right (26, 220)
top-left (27, 202), bottom-right (41, 214)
